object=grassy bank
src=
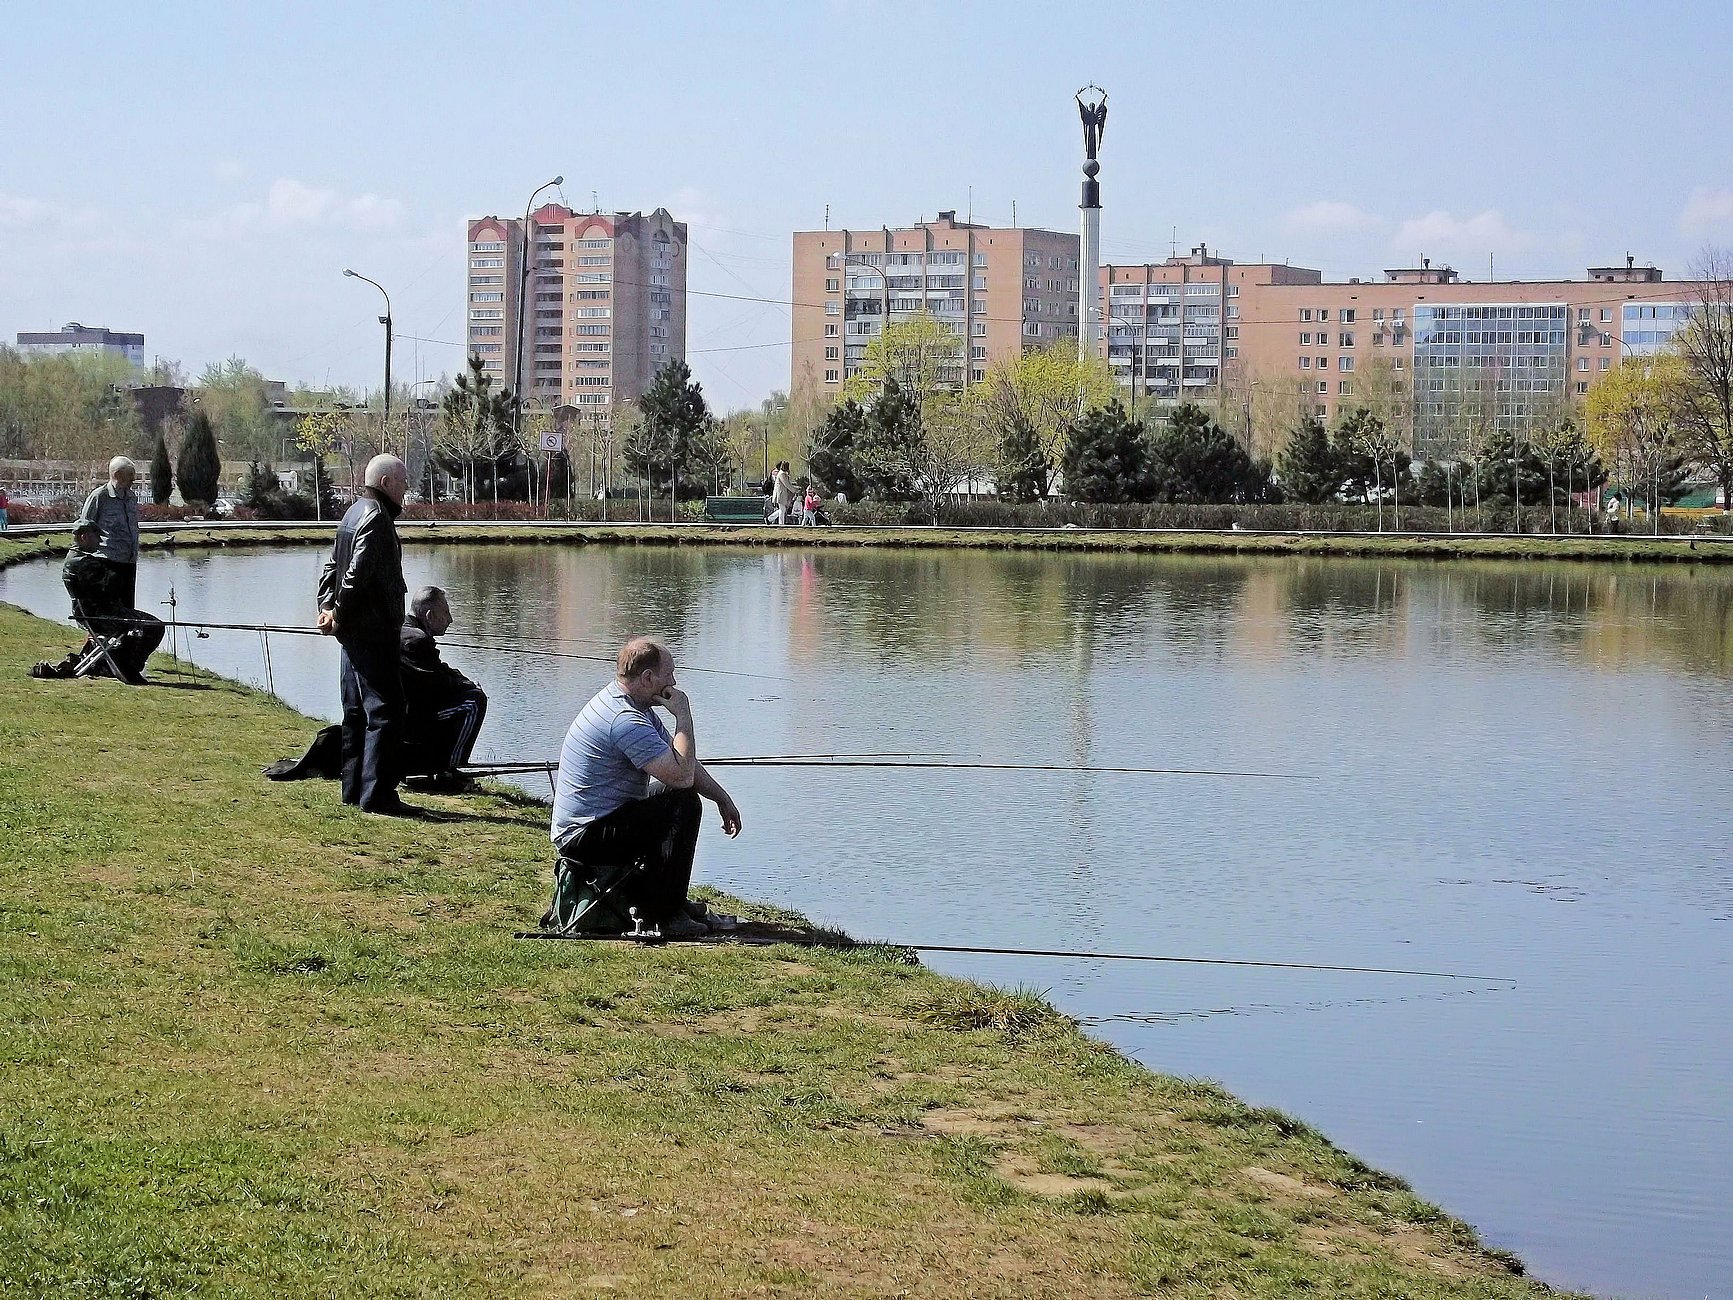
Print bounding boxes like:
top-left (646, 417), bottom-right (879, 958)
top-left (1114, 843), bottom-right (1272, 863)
top-left (0, 602), bottom-right (1576, 1297)
top-left (5, 518), bottom-right (1732, 570)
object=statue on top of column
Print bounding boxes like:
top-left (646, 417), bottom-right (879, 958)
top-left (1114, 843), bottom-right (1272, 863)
top-left (1077, 86), bottom-right (1108, 163)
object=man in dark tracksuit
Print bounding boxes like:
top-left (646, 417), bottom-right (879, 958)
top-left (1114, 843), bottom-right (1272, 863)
top-left (317, 454), bottom-right (410, 814)
top-left (29, 522), bottom-right (164, 682)
top-left (400, 585), bottom-right (488, 789)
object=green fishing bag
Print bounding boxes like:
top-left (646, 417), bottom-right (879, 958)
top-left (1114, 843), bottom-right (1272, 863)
top-left (541, 857), bottom-right (643, 935)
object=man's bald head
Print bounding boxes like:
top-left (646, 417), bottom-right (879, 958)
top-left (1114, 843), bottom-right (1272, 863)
top-left (616, 637), bottom-right (669, 682)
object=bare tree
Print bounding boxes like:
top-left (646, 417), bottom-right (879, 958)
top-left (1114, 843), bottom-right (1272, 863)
top-left (1671, 248), bottom-right (1733, 523)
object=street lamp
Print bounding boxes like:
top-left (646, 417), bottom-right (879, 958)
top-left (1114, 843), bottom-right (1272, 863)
top-left (512, 175), bottom-right (565, 473)
top-left (838, 250), bottom-right (892, 386)
top-left (342, 269), bottom-right (392, 435)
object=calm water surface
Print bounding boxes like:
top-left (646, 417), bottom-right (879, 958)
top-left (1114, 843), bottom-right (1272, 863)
top-left (6, 543), bottom-right (1731, 1300)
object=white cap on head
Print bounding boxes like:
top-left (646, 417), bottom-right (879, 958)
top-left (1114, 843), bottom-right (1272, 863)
top-left (363, 453), bottom-right (408, 503)
top-left (109, 456), bottom-right (137, 477)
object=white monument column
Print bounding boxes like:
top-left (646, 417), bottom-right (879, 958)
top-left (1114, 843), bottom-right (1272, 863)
top-left (1076, 88), bottom-right (1107, 365)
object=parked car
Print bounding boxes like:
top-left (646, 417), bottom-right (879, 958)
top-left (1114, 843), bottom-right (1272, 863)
top-left (212, 498), bottom-right (238, 518)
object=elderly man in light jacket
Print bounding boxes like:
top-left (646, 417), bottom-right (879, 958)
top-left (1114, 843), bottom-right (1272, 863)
top-left (77, 456), bottom-right (142, 608)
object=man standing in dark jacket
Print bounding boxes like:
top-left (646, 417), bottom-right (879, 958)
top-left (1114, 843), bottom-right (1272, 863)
top-left (400, 585), bottom-right (488, 789)
top-left (317, 454), bottom-right (410, 814)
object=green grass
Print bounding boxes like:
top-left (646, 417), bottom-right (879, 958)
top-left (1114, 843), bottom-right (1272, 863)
top-left (0, 596), bottom-right (1583, 1297)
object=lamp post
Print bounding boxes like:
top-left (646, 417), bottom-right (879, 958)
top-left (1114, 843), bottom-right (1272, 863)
top-left (839, 251), bottom-right (892, 385)
top-left (512, 176), bottom-right (565, 476)
top-left (342, 269), bottom-right (392, 439)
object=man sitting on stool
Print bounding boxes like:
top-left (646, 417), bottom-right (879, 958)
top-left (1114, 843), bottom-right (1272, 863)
top-left (30, 521), bottom-right (163, 683)
top-left (547, 637), bottom-right (742, 937)
top-left (400, 585), bottom-right (488, 791)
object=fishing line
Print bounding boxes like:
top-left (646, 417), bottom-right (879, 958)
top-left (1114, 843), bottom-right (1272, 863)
top-left (102, 615), bottom-right (779, 679)
top-left (513, 930), bottom-right (1511, 984)
top-left (465, 756), bottom-right (1309, 780)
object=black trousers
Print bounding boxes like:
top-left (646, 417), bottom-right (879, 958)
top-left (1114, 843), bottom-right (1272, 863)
top-left (103, 560), bottom-right (137, 611)
top-left (558, 788), bottom-right (702, 922)
top-left (403, 688), bottom-right (488, 775)
top-left (338, 632), bottom-right (404, 809)
top-left (86, 607), bottom-right (164, 678)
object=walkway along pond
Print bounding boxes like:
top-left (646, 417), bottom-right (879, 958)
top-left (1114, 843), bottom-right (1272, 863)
top-left (5, 537), bottom-right (1731, 1299)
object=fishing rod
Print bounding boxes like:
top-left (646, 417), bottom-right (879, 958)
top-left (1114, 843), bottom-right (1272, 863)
top-left (107, 615), bottom-right (779, 679)
top-left (465, 756), bottom-right (1310, 780)
top-left (513, 930), bottom-right (1512, 984)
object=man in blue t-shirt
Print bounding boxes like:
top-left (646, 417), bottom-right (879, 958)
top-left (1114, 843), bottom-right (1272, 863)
top-left (551, 636), bottom-right (743, 936)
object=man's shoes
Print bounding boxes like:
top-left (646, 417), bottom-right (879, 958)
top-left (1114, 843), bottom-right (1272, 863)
top-left (684, 899), bottom-right (738, 932)
top-left (361, 795), bottom-right (420, 818)
top-left (660, 911), bottom-right (711, 939)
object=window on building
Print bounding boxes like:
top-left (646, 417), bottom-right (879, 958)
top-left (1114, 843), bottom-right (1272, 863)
top-left (971, 345), bottom-right (987, 359)
top-left (1341, 309), bottom-right (1356, 323)
top-left (1300, 332), bottom-right (1312, 345)
top-left (825, 300), bottom-right (840, 316)
top-left (825, 278), bottom-right (839, 292)
top-left (1340, 356), bottom-right (1355, 372)
top-left (824, 323), bottom-right (838, 337)
top-left (1600, 357), bottom-right (1611, 370)
top-left (1373, 308), bottom-right (1385, 321)
top-left (1317, 356), bottom-right (1330, 369)
top-left (1317, 380), bottom-right (1329, 394)
top-left (972, 369), bottom-right (985, 383)
top-left (1600, 308), bottom-right (1613, 322)
top-left (1577, 381), bottom-right (1589, 394)
top-left (824, 346), bottom-right (838, 360)
top-left (824, 369), bottom-right (839, 384)
top-left (1300, 356), bottom-right (1311, 369)
top-left (973, 322), bottom-right (987, 336)
top-left (1600, 333), bottom-right (1612, 346)
top-left (1340, 332), bottom-right (1354, 347)
top-left (1340, 381), bottom-right (1354, 395)
top-left (1578, 357), bottom-right (1590, 371)
top-left (1391, 357), bottom-right (1404, 370)
top-left (1225, 346), bottom-right (1238, 359)
top-left (1299, 309), bottom-right (1313, 322)
top-left (973, 252), bottom-right (987, 266)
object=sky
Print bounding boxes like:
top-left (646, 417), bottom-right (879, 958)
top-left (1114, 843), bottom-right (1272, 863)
top-left (4, 0), bottom-right (1732, 411)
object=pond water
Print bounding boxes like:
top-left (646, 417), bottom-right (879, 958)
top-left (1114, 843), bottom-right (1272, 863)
top-left (5, 542), bottom-right (1731, 1300)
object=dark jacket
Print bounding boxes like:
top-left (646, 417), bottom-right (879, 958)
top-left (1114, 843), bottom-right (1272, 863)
top-left (62, 547), bottom-right (120, 618)
top-left (400, 616), bottom-right (480, 718)
top-left (317, 494), bottom-right (406, 643)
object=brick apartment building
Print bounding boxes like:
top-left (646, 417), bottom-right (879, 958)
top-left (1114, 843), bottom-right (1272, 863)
top-left (465, 206), bottom-right (687, 416)
top-left (15, 322), bottom-right (145, 369)
top-left (1100, 249), bottom-right (1698, 455)
top-left (791, 213), bottom-right (1080, 399)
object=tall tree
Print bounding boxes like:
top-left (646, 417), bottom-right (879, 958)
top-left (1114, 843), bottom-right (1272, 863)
top-left (195, 356), bottom-right (277, 463)
top-left (176, 410), bottom-right (222, 505)
top-left (435, 356), bottom-right (514, 504)
top-left (1060, 400), bottom-right (1155, 503)
top-left (1670, 248), bottom-right (1733, 519)
top-left (1149, 403), bottom-right (1269, 503)
top-left (1276, 415), bottom-right (1340, 504)
top-left (805, 399), bottom-right (868, 501)
top-left (978, 343), bottom-right (1117, 500)
top-left (1584, 355), bottom-right (1691, 523)
top-left (634, 360), bottom-right (711, 504)
top-left (149, 428), bottom-right (173, 504)
top-left (855, 377), bottom-right (921, 501)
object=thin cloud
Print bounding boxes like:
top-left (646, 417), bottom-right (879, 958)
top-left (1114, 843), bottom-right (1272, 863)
top-left (181, 178), bottom-right (406, 240)
top-left (1281, 200), bottom-right (1385, 237)
top-left (1680, 186), bottom-right (1733, 234)
top-left (1390, 209), bottom-right (1532, 262)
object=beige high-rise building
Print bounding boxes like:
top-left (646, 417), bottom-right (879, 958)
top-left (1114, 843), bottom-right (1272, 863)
top-left (791, 212), bottom-right (1080, 400)
top-left (1100, 248), bottom-right (1699, 455)
top-left (465, 205), bottom-right (687, 416)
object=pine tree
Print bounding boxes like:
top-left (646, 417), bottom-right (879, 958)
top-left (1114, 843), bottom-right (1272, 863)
top-left (634, 360), bottom-right (710, 498)
top-left (1148, 402), bottom-right (1267, 503)
top-left (996, 406), bottom-right (1049, 503)
top-left (1060, 400), bottom-right (1154, 503)
top-left (176, 410), bottom-right (222, 505)
top-left (1276, 416), bottom-right (1340, 504)
top-left (856, 378), bottom-right (920, 500)
top-left (805, 399), bottom-right (867, 501)
top-left (149, 428), bottom-right (173, 504)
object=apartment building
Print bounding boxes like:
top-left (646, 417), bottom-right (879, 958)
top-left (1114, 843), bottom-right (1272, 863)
top-left (465, 206), bottom-right (687, 415)
top-left (1102, 250), bottom-right (1698, 455)
top-left (791, 212), bottom-right (1080, 399)
top-left (15, 322), bottom-right (145, 369)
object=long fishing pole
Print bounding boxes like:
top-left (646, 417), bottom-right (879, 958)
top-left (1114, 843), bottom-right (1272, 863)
top-left (465, 756), bottom-right (1310, 780)
top-left (512, 930), bottom-right (1511, 983)
top-left (110, 615), bottom-right (779, 679)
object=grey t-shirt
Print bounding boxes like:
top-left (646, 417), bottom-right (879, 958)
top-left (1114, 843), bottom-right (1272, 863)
top-left (550, 681), bottom-right (673, 845)
top-left (78, 484), bottom-right (139, 564)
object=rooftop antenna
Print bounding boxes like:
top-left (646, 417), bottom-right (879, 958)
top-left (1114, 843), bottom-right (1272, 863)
top-left (1489, 252), bottom-right (1494, 282)
top-left (967, 185), bottom-right (972, 226)
top-left (1012, 198), bottom-right (1017, 228)
top-left (824, 203), bottom-right (830, 231)
top-left (1170, 226), bottom-right (1178, 258)
top-left (592, 190), bottom-right (599, 213)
